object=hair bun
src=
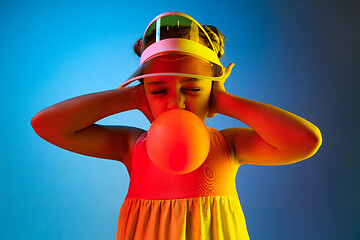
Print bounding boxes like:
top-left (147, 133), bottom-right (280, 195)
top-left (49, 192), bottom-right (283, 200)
top-left (133, 38), bottom-right (143, 57)
top-left (202, 25), bottom-right (225, 58)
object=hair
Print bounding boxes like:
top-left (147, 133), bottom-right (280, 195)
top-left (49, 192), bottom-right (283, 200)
top-left (202, 25), bottom-right (225, 58)
top-left (133, 24), bottom-right (225, 58)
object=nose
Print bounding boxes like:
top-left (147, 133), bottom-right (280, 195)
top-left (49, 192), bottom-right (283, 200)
top-left (166, 91), bottom-right (186, 110)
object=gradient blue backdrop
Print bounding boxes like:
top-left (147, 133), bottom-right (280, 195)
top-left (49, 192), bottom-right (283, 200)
top-left (1, 0), bottom-right (359, 239)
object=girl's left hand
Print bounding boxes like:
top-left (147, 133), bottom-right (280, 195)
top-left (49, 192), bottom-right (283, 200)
top-left (208, 63), bottom-right (235, 118)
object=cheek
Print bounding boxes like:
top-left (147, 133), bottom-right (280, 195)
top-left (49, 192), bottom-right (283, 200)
top-left (146, 96), bottom-right (165, 117)
top-left (201, 87), bottom-right (212, 104)
top-left (191, 92), bottom-right (212, 112)
top-left (202, 88), bottom-right (213, 110)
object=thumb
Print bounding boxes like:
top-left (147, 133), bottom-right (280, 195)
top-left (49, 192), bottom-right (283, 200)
top-left (225, 63), bottom-right (235, 79)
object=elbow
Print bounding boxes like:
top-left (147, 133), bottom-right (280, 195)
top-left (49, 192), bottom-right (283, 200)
top-left (313, 127), bottom-right (323, 150)
top-left (296, 126), bottom-right (323, 161)
top-left (311, 128), bottom-right (322, 156)
top-left (282, 126), bottom-right (323, 164)
top-left (31, 112), bottom-right (43, 136)
top-left (31, 111), bottom-right (51, 139)
top-left (307, 126), bottom-right (322, 155)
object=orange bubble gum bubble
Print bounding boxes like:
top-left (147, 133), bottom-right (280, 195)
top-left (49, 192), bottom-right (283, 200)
top-left (146, 109), bottom-right (210, 174)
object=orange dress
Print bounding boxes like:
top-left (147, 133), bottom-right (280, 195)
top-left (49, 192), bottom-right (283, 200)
top-left (116, 128), bottom-right (249, 240)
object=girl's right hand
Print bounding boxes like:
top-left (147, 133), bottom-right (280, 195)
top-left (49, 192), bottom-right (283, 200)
top-left (133, 84), bottom-right (154, 123)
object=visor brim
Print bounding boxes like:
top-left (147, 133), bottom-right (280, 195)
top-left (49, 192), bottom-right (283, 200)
top-left (119, 72), bottom-right (226, 89)
top-left (119, 53), bottom-right (225, 89)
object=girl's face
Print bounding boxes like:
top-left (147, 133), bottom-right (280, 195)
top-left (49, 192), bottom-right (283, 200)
top-left (143, 55), bottom-right (213, 121)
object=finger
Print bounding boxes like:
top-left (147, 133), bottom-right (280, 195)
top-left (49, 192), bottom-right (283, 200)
top-left (225, 63), bottom-right (235, 78)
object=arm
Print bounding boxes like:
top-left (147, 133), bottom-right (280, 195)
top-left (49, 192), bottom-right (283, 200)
top-left (210, 64), bottom-right (322, 166)
top-left (31, 85), bottom-right (153, 165)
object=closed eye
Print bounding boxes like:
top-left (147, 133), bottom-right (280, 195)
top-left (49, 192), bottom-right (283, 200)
top-left (183, 88), bottom-right (201, 93)
top-left (151, 89), bottom-right (167, 95)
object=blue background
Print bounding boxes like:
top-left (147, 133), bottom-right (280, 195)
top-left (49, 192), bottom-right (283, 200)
top-left (1, 0), bottom-right (359, 239)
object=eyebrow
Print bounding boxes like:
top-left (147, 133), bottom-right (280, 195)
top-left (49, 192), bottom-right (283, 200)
top-left (181, 78), bottom-right (199, 84)
top-left (145, 81), bottom-right (166, 86)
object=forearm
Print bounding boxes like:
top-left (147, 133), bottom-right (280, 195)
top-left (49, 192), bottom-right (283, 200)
top-left (32, 87), bottom-right (139, 135)
top-left (216, 91), bottom-right (322, 152)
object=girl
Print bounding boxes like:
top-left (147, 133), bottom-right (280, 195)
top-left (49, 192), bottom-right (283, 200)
top-left (31, 12), bottom-right (322, 240)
